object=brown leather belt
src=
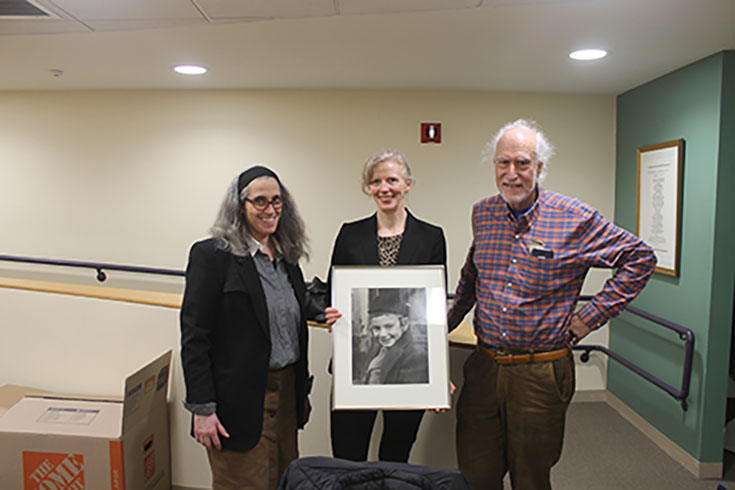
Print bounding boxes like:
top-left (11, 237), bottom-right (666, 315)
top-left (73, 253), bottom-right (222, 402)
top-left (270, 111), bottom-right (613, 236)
top-left (477, 344), bottom-right (570, 365)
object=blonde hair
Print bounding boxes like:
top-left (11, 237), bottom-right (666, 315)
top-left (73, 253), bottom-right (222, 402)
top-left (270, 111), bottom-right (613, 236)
top-left (360, 150), bottom-right (413, 195)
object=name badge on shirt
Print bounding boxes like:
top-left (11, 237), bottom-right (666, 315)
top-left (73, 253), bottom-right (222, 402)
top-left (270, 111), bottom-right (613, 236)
top-left (531, 247), bottom-right (554, 259)
top-left (527, 239), bottom-right (555, 259)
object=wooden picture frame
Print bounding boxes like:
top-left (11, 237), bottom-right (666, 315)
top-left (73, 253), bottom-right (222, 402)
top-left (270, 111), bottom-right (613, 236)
top-left (636, 139), bottom-right (684, 277)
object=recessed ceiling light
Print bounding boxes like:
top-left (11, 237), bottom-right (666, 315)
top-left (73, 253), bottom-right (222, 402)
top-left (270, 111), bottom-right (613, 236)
top-left (173, 65), bottom-right (208, 75)
top-left (569, 49), bottom-right (608, 61)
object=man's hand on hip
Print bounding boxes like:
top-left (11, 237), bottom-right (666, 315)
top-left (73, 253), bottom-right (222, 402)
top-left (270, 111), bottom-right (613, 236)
top-left (569, 314), bottom-right (592, 344)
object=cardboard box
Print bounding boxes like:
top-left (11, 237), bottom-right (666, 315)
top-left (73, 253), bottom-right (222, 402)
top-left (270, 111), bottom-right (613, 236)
top-left (0, 350), bottom-right (172, 490)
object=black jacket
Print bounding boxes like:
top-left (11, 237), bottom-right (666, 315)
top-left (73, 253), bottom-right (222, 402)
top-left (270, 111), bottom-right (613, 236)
top-left (327, 211), bottom-right (447, 379)
top-left (278, 457), bottom-right (472, 489)
top-left (363, 329), bottom-right (429, 385)
top-left (180, 238), bottom-right (310, 450)
top-left (329, 210), bottom-right (447, 285)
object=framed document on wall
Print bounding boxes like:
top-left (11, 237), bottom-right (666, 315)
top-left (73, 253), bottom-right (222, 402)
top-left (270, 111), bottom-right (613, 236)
top-left (636, 139), bottom-right (684, 277)
top-left (330, 265), bottom-right (449, 410)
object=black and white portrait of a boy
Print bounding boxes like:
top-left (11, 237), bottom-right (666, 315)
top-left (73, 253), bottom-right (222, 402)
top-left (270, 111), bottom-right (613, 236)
top-left (351, 287), bottom-right (429, 385)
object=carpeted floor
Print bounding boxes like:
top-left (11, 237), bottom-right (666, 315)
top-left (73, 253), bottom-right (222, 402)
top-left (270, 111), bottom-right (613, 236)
top-left (538, 401), bottom-right (735, 490)
top-left (174, 400), bottom-right (735, 489)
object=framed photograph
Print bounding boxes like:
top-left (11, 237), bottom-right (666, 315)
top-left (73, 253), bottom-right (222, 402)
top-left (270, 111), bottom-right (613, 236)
top-left (331, 265), bottom-right (449, 410)
top-left (636, 139), bottom-right (684, 277)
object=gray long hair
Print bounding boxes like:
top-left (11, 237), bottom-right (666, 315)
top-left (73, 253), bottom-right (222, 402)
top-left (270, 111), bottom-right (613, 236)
top-left (483, 118), bottom-right (555, 183)
top-left (210, 175), bottom-right (309, 264)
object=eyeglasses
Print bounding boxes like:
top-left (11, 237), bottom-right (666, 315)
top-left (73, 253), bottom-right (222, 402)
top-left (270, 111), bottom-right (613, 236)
top-left (494, 157), bottom-right (535, 171)
top-left (245, 195), bottom-right (283, 211)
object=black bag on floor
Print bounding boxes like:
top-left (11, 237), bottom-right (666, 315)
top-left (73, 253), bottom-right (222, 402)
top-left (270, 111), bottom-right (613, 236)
top-left (278, 456), bottom-right (472, 490)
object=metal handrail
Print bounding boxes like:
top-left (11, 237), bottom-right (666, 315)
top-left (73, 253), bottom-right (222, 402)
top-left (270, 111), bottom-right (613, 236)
top-left (0, 254), bottom-right (184, 282)
top-left (574, 296), bottom-right (694, 411)
top-left (0, 254), bottom-right (694, 410)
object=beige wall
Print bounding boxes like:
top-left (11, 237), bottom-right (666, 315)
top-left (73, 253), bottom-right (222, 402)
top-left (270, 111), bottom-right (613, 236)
top-left (0, 90), bottom-right (615, 488)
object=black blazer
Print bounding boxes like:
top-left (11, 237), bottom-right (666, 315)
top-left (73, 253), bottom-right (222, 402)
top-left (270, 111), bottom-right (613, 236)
top-left (180, 238), bottom-right (311, 451)
top-left (329, 210), bottom-right (447, 277)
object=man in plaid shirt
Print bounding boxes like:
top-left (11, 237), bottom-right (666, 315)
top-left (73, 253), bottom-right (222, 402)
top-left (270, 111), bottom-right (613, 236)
top-left (448, 119), bottom-right (656, 490)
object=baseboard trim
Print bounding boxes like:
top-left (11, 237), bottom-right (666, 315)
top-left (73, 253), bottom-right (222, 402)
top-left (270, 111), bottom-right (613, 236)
top-left (571, 389), bottom-right (608, 403)
top-left (591, 390), bottom-right (723, 479)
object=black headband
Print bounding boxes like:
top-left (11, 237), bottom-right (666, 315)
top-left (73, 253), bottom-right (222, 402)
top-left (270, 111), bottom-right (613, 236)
top-left (237, 166), bottom-right (280, 202)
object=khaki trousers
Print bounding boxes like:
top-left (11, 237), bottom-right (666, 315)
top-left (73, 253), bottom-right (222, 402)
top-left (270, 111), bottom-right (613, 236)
top-left (208, 366), bottom-right (298, 490)
top-left (456, 349), bottom-right (575, 490)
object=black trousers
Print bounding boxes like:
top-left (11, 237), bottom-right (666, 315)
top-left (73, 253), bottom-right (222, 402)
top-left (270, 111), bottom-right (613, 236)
top-left (330, 409), bottom-right (425, 462)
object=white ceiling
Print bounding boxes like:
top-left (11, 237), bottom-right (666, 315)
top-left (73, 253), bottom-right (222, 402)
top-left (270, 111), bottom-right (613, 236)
top-left (1, 0), bottom-right (733, 93)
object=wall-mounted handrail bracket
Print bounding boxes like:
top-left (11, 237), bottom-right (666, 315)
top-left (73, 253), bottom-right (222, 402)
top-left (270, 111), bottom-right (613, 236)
top-left (96, 268), bottom-right (107, 282)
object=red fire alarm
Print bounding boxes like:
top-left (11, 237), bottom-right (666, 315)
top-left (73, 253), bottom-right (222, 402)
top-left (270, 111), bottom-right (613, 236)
top-left (420, 123), bottom-right (441, 144)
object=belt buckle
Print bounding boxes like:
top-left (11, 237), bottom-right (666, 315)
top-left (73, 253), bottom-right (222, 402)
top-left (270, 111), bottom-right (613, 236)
top-left (501, 348), bottom-right (534, 365)
top-left (494, 348), bottom-right (509, 363)
top-left (496, 348), bottom-right (518, 364)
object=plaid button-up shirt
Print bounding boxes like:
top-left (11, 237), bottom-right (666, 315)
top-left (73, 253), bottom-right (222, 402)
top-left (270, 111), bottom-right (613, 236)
top-left (448, 188), bottom-right (656, 348)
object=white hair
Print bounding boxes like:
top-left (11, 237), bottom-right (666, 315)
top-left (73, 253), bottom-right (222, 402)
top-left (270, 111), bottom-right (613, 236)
top-left (482, 118), bottom-right (555, 183)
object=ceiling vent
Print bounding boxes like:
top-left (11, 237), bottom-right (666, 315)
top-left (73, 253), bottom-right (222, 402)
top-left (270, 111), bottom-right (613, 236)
top-left (0, 0), bottom-right (52, 17)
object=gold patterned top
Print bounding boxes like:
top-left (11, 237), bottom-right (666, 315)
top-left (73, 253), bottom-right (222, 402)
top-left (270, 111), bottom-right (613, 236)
top-left (377, 233), bottom-right (403, 266)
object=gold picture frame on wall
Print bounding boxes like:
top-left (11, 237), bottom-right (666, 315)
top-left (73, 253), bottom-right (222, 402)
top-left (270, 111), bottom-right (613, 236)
top-left (636, 139), bottom-right (684, 277)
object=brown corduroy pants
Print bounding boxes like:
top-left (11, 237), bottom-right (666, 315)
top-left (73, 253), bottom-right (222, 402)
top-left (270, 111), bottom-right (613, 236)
top-left (456, 349), bottom-right (575, 490)
top-left (207, 365), bottom-right (298, 490)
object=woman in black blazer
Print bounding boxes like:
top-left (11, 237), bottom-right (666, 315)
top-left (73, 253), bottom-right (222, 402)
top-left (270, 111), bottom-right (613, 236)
top-left (180, 166), bottom-right (312, 490)
top-left (328, 150), bottom-right (447, 463)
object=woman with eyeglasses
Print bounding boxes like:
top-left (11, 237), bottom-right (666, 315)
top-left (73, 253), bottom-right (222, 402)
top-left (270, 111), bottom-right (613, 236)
top-left (326, 150), bottom-right (447, 463)
top-left (180, 166), bottom-right (314, 490)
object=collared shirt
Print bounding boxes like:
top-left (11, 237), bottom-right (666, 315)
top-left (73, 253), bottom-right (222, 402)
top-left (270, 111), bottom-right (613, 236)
top-left (247, 236), bottom-right (301, 370)
top-left (447, 188), bottom-right (656, 348)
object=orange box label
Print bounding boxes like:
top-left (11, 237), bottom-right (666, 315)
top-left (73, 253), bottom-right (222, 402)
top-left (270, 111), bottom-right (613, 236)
top-left (143, 375), bottom-right (155, 394)
top-left (109, 440), bottom-right (125, 490)
top-left (142, 434), bottom-right (155, 483)
top-left (23, 451), bottom-right (85, 489)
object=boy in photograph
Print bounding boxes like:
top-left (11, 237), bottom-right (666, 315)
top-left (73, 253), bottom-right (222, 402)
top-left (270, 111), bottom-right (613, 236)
top-left (361, 288), bottom-right (429, 385)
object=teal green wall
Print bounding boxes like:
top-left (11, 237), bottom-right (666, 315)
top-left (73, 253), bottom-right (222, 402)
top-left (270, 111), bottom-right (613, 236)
top-left (611, 51), bottom-right (735, 463)
top-left (706, 49), bottom-right (735, 461)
